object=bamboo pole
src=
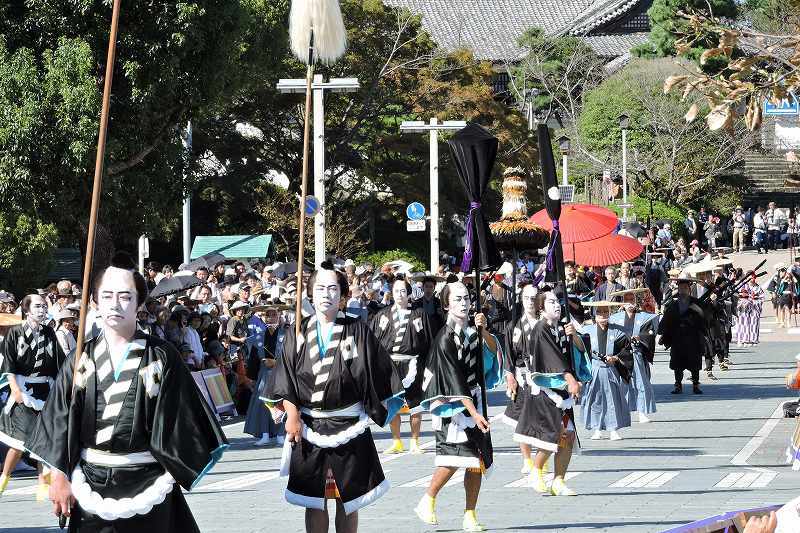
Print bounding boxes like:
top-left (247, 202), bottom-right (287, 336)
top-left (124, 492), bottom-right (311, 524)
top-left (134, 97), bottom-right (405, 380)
top-left (73, 0), bottom-right (123, 378)
top-left (294, 39), bottom-right (315, 338)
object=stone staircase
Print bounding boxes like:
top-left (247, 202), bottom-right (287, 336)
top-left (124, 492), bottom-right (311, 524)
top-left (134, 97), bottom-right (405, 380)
top-left (742, 151), bottom-right (800, 207)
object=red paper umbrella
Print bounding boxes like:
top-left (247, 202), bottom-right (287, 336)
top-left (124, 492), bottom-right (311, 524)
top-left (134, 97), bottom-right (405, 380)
top-left (530, 203), bottom-right (618, 243)
top-left (563, 233), bottom-right (644, 267)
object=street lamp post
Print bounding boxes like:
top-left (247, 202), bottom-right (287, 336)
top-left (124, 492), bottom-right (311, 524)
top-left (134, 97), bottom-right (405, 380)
top-left (400, 118), bottom-right (467, 273)
top-left (557, 135), bottom-right (571, 186)
top-left (618, 113), bottom-right (630, 221)
top-left (277, 76), bottom-right (360, 267)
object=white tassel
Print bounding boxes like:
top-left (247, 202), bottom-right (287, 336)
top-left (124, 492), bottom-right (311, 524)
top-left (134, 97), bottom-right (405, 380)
top-left (289, 0), bottom-right (347, 65)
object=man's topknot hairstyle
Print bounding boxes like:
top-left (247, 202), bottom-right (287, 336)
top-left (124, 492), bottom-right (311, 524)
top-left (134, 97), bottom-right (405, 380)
top-left (92, 251), bottom-right (149, 306)
top-left (307, 260), bottom-right (349, 299)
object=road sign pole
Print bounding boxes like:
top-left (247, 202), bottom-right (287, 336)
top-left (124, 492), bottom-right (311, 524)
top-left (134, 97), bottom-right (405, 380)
top-left (429, 119), bottom-right (440, 274)
top-left (313, 75), bottom-right (325, 268)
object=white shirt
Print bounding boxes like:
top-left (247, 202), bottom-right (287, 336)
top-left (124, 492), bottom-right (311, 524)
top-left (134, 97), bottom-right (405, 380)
top-left (184, 327), bottom-right (205, 368)
top-left (56, 327), bottom-right (76, 355)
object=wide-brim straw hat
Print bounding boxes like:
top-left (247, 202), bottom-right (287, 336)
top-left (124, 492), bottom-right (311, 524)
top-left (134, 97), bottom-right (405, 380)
top-left (229, 300), bottom-right (250, 312)
top-left (608, 287), bottom-right (650, 299)
top-left (582, 300), bottom-right (625, 308)
top-left (409, 271), bottom-right (447, 282)
top-left (54, 309), bottom-right (77, 323)
top-left (251, 303), bottom-right (292, 313)
top-left (0, 313), bottom-right (23, 326)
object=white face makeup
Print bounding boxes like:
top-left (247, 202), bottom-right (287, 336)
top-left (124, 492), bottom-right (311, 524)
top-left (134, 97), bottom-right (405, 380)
top-left (27, 295), bottom-right (48, 324)
top-left (97, 267), bottom-right (140, 332)
top-left (542, 292), bottom-right (561, 322)
top-left (447, 283), bottom-right (471, 322)
top-left (521, 285), bottom-right (538, 316)
top-left (312, 270), bottom-right (341, 315)
top-left (392, 280), bottom-right (410, 308)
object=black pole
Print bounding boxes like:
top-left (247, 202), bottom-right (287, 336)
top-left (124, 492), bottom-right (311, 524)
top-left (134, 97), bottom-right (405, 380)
top-left (511, 247), bottom-right (519, 325)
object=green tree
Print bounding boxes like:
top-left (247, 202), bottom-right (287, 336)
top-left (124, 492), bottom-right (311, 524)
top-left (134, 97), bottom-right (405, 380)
top-left (578, 58), bottom-right (753, 209)
top-left (0, 0), bottom-right (286, 250)
top-left (0, 211), bottom-right (59, 295)
top-left (633, 0), bottom-right (737, 58)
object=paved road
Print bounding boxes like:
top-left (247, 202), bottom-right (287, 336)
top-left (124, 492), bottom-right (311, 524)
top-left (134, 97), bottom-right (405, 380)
top-left (2, 339), bottom-right (798, 533)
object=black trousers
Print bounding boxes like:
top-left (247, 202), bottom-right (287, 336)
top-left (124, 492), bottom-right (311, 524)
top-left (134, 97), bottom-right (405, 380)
top-left (674, 369), bottom-right (699, 385)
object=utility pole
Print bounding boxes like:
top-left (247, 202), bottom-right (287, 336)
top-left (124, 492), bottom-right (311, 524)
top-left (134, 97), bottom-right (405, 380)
top-left (277, 76), bottom-right (360, 267)
top-left (400, 118), bottom-right (467, 273)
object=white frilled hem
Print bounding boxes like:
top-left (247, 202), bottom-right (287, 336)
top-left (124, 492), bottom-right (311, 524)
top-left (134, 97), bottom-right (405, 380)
top-left (499, 414), bottom-right (519, 429)
top-left (302, 413), bottom-right (370, 448)
top-left (71, 465), bottom-right (175, 521)
top-left (283, 478), bottom-right (390, 515)
top-left (342, 478), bottom-right (390, 515)
top-left (512, 433), bottom-right (558, 453)
top-left (279, 413), bottom-right (372, 477)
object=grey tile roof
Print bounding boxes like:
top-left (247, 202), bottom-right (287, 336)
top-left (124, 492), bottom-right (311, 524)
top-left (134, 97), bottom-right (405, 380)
top-left (384, 0), bottom-right (648, 60)
top-left (583, 32), bottom-right (650, 57)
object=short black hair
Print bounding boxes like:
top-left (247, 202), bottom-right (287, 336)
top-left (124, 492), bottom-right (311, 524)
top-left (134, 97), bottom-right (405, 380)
top-left (307, 261), bottom-right (349, 299)
top-left (195, 266), bottom-right (209, 273)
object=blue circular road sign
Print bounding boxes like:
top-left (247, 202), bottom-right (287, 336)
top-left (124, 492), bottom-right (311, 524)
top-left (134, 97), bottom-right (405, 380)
top-left (304, 196), bottom-right (320, 217)
top-left (406, 202), bottom-right (425, 221)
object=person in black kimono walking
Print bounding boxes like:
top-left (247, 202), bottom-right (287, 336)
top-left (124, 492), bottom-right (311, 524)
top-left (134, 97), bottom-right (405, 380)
top-left (0, 293), bottom-right (65, 498)
top-left (658, 276), bottom-right (707, 394)
top-left (370, 278), bottom-right (435, 454)
top-left (414, 282), bottom-right (502, 532)
top-left (266, 263), bottom-right (404, 533)
top-left (28, 262), bottom-right (228, 531)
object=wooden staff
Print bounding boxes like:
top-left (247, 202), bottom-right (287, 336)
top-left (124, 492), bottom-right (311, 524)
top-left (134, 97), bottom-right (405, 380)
top-left (288, 0), bottom-right (348, 337)
top-left (294, 40), bottom-right (314, 339)
top-left (73, 0), bottom-right (122, 379)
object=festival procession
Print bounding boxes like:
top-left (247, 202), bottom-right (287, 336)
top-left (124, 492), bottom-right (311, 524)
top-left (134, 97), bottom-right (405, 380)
top-left (4, 1), bottom-right (800, 532)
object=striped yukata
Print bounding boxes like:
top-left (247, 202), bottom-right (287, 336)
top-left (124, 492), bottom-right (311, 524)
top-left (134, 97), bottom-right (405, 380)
top-left (0, 322), bottom-right (64, 451)
top-left (369, 304), bottom-right (435, 411)
top-left (26, 331), bottom-right (228, 531)
top-left (266, 312), bottom-right (404, 514)
top-left (420, 318), bottom-right (502, 473)
top-left (736, 284), bottom-right (764, 345)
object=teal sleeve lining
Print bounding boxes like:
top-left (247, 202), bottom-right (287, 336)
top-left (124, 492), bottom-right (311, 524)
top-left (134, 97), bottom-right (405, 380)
top-left (190, 443), bottom-right (229, 490)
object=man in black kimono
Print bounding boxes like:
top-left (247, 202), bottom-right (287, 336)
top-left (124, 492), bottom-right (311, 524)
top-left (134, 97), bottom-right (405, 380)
top-left (644, 254), bottom-right (667, 307)
top-left (266, 264), bottom-right (404, 533)
top-left (28, 263), bottom-right (228, 531)
top-left (414, 282), bottom-right (502, 532)
top-left (500, 283), bottom-right (538, 475)
top-left (512, 290), bottom-right (585, 496)
top-left (658, 277), bottom-right (707, 394)
top-left (370, 278), bottom-right (435, 455)
top-left (0, 293), bottom-right (65, 497)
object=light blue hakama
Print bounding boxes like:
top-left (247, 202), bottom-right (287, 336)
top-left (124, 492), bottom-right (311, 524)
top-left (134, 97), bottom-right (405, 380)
top-left (582, 359), bottom-right (631, 431)
top-left (625, 351), bottom-right (656, 415)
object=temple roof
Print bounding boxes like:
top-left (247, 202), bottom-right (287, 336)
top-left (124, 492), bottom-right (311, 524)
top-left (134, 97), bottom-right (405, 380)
top-left (383, 0), bottom-right (651, 60)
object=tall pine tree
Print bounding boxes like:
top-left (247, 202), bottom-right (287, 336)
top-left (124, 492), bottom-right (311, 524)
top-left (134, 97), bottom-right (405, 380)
top-left (633, 0), bottom-right (737, 58)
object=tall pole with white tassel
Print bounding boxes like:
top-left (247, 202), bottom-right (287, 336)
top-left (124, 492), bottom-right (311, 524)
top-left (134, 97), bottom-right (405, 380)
top-left (288, 0), bottom-right (347, 336)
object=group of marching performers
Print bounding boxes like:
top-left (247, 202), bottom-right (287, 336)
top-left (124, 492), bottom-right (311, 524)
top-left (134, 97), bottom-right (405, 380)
top-left (264, 260), bottom-right (682, 533)
top-left (0, 254), bottom-right (748, 533)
